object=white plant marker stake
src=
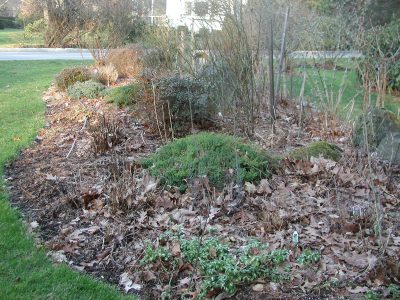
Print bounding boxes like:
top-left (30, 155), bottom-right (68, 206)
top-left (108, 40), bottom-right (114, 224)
top-left (292, 231), bottom-right (299, 246)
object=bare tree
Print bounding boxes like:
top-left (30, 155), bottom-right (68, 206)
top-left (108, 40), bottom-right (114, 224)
top-left (43, 0), bottom-right (88, 47)
top-left (356, 21), bottom-right (400, 109)
top-left (19, 0), bottom-right (45, 25)
top-left (0, 0), bottom-right (9, 10)
top-left (83, 0), bottom-right (140, 61)
top-left (39, 0), bottom-right (144, 48)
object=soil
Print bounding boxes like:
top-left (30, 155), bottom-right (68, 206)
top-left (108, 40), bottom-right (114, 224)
top-left (5, 84), bottom-right (400, 299)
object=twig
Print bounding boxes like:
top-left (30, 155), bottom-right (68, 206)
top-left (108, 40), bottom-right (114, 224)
top-left (298, 71), bottom-right (307, 133)
top-left (66, 139), bottom-right (77, 159)
top-left (66, 116), bottom-right (88, 159)
top-left (151, 80), bottom-right (164, 143)
top-left (187, 85), bottom-right (194, 133)
top-left (268, 18), bottom-right (276, 120)
top-left (162, 103), bottom-right (167, 141)
top-left (167, 100), bottom-right (174, 140)
top-left (140, 132), bottom-right (146, 145)
top-left (275, 7), bottom-right (290, 102)
top-left (254, 131), bottom-right (268, 145)
top-left (0, 0), bottom-right (9, 9)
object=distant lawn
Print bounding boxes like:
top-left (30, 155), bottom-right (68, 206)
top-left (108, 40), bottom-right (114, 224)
top-left (0, 28), bottom-right (44, 48)
top-left (289, 66), bottom-right (400, 119)
top-left (0, 60), bottom-right (132, 299)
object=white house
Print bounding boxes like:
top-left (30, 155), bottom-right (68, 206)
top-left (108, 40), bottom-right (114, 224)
top-left (165, 0), bottom-right (222, 32)
top-left (150, 0), bottom-right (244, 32)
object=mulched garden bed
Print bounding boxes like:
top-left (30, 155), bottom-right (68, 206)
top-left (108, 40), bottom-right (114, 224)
top-left (5, 85), bottom-right (400, 299)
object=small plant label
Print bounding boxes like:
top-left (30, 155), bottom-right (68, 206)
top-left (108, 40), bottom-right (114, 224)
top-left (292, 231), bottom-right (299, 245)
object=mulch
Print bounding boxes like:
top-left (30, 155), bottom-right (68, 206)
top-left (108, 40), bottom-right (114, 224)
top-left (5, 85), bottom-right (400, 299)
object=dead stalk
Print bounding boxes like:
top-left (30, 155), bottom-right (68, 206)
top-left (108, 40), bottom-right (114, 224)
top-left (151, 80), bottom-right (164, 143)
top-left (361, 86), bottom-right (383, 244)
top-left (188, 181), bottom-right (215, 290)
top-left (275, 7), bottom-right (290, 102)
top-left (66, 116), bottom-right (88, 159)
top-left (268, 18), bottom-right (276, 121)
top-left (298, 71), bottom-right (307, 132)
top-left (162, 103), bottom-right (168, 142)
top-left (187, 86), bottom-right (194, 133)
top-left (167, 100), bottom-right (175, 139)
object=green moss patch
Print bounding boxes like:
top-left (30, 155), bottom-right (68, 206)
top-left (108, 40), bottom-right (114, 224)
top-left (142, 132), bottom-right (272, 191)
top-left (288, 141), bottom-right (342, 161)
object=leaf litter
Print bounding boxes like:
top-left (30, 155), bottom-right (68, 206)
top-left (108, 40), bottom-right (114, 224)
top-left (5, 87), bottom-right (400, 299)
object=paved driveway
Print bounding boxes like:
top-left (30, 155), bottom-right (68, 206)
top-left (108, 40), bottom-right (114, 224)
top-left (0, 48), bottom-right (93, 60)
top-left (1, 48), bottom-right (363, 61)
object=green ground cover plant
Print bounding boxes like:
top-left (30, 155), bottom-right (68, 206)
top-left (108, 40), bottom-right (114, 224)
top-left (0, 60), bottom-right (132, 299)
top-left (388, 284), bottom-right (400, 298)
top-left (107, 82), bottom-right (142, 107)
top-left (142, 234), bottom-right (291, 298)
top-left (142, 132), bottom-right (272, 192)
top-left (296, 249), bottom-right (321, 265)
top-left (67, 79), bottom-right (106, 100)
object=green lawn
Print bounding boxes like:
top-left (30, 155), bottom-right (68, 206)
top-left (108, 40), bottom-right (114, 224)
top-left (289, 64), bottom-right (400, 119)
top-left (0, 29), bottom-right (44, 48)
top-left (0, 60), bottom-right (132, 300)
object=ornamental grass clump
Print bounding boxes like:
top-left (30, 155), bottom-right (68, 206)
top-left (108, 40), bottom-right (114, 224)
top-left (98, 64), bottom-right (119, 86)
top-left (142, 132), bottom-right (272, 192)
top-left (105, 47), bottom-right (142, 78)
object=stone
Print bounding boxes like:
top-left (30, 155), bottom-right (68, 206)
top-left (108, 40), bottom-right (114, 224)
top-left (376, 132), bottom-right (400, 163)
top-left (252, 283), bottom-right (265, 292)
top-left (353, 108), bottom-right (400, 164)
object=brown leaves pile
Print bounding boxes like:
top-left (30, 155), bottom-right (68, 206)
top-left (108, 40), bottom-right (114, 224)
top-left (6, 86), bottom-right (400, 299)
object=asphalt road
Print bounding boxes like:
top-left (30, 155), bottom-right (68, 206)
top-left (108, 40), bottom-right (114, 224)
top-left (0, 48), bottom-right (93, 60)
top-left (0, 48), bottom-right (363, 61)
